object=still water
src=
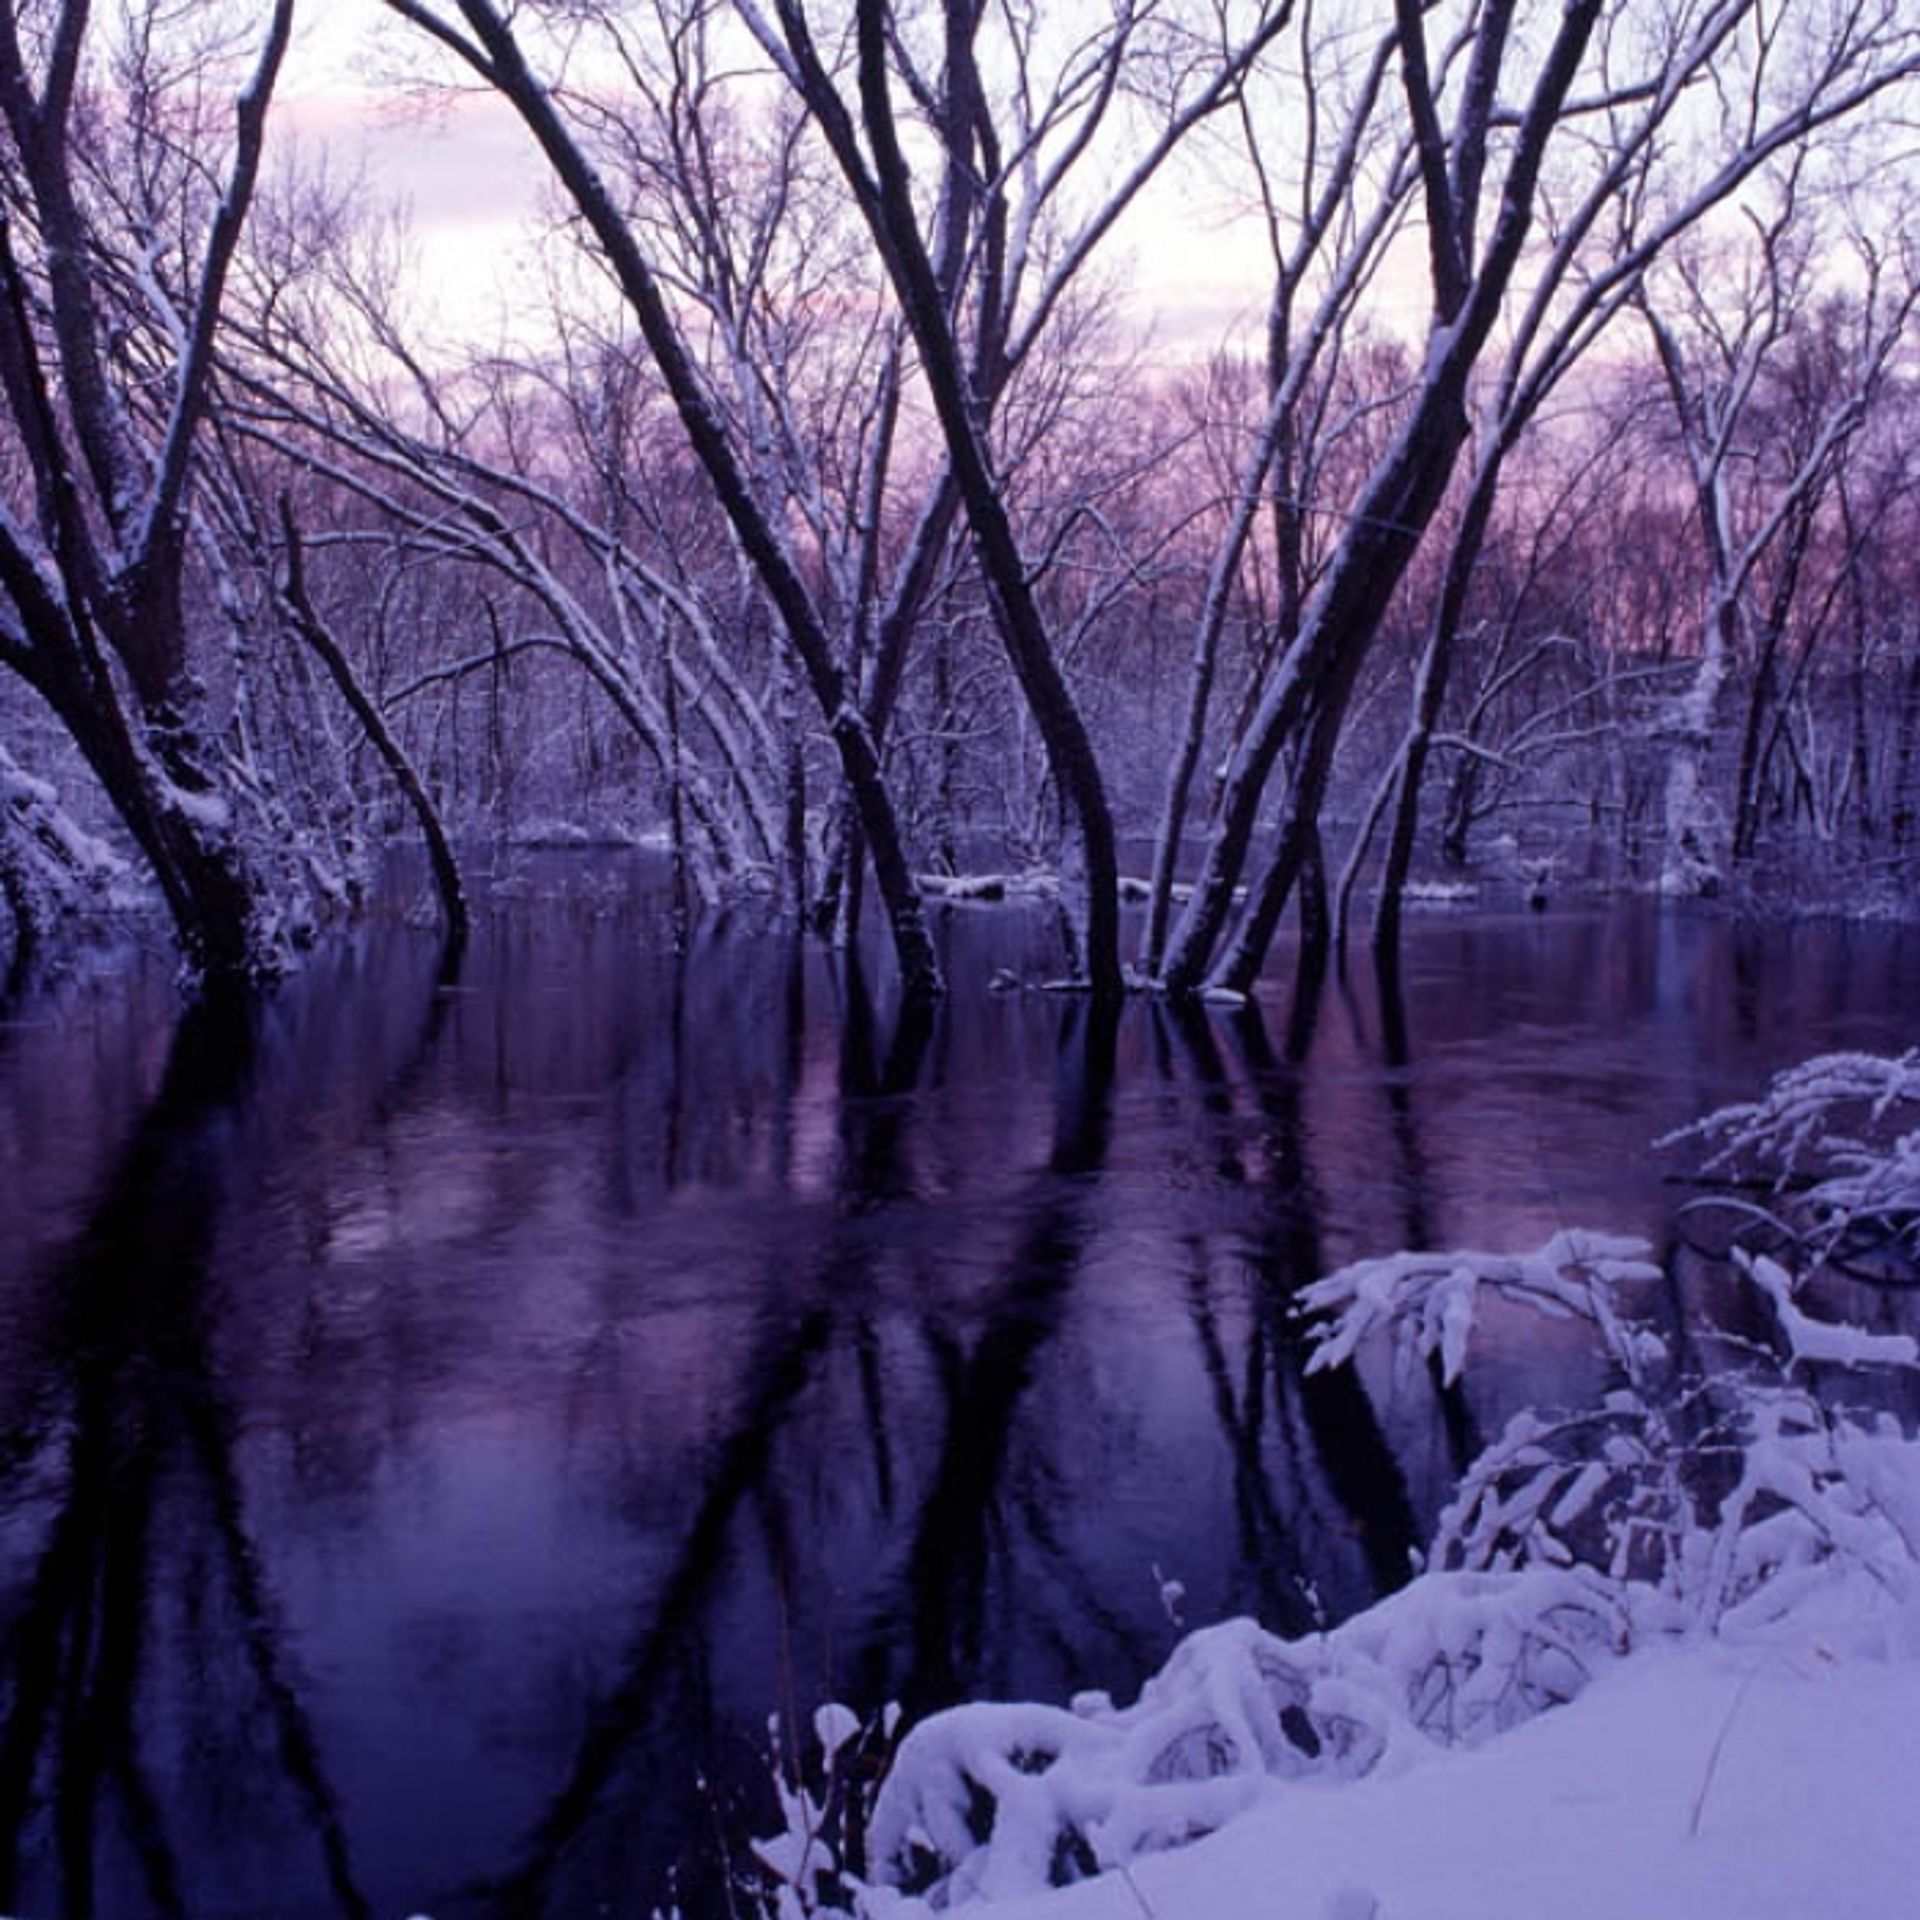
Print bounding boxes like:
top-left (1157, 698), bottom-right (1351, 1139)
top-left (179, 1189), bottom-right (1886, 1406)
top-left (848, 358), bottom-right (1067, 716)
top-left (0, 870), bottom-right (1914, 1917)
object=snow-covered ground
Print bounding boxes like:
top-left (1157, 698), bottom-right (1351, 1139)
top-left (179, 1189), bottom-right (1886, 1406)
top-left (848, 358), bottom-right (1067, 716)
top-left (955, 1640), bottom-right (1920, 1920)
top-left (765, 1543), bottom-right (1920, 1920)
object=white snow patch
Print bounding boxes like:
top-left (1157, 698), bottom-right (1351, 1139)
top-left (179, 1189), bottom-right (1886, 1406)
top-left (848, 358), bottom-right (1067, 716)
top-left (1738, 1251), bottom-right (1919, 1370)
top-left (934, 1646), bottom-right (1920, 1920)
top-left (156, 777), bottom-right (232, 833)
top-left (918, 871), bottom-right (1062, 904)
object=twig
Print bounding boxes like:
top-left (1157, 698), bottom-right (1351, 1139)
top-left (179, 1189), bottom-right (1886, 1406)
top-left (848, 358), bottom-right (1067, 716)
top-left (1689, 1665), bottom-right (1762, 1837)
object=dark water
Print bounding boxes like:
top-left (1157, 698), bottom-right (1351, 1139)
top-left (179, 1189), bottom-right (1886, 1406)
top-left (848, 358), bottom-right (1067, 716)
top-left (0, 871), bottom-right (1914, 1919)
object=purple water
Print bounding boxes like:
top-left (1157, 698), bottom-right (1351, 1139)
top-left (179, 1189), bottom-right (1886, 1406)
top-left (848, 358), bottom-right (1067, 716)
top-left (1, 870), bottom-right (1913, 1916)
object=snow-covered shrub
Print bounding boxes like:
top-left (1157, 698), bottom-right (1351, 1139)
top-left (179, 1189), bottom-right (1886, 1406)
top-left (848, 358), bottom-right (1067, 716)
top-left (1428, 1390), bottom-right (1700, 1586)
top-left (1296, 1229), bottom-right (1666, 1389)
top-left (1665, 1049), bottom-right (1920, 1288)
top-left (1431, 1379), bottom-right (1920, 1641)
top-left (751, 1704), bottom-right (900, 1918)
top-left (847, 1576), bottom-right (1625, 1911)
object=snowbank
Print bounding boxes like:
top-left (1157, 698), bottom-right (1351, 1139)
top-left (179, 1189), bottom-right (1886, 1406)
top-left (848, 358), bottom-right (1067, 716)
top-left (956, 1642), bottom-right (1920, 1920)
top-left (762, 1520), bottom-right (1920, 1920)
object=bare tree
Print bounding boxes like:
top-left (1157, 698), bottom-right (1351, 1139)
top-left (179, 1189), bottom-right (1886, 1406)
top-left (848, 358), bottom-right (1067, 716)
top-left (0, 0), bottom-right (303, 978)
top-left (1139, 4), bottom-right (1412, 977)
top-left (738, 0), bottom-right (1301, 998)
top-left (1158, 0), bottom-right (1611, 994)
top-left (378, 0), bottom-right (946, 997)
top-left (1158, 0), bottom-right (1920, 995)
top-left (1638, 202), bottom-right (1916, 891)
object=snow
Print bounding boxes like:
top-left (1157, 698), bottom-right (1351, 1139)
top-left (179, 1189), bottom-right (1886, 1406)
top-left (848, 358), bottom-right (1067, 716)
top-left (1737, 1250), bottom-right (1919, 1370)
top-left (1297, 1230), bottom-right (1664, 1387)
top-left (1198, 984), bottom-right (1250, 1007)
top-left (917, 871), bottom-right (1061, 904)
top-left (771, 1536), bottom-right (1920, 1920)
top-left (817, 1704), bottom-right (863, 1759)
top-left (780, 1486), bottom-right (1920, 1917)
top-left (156, 775), bottom-right (234, 834)
top-left (942, 1645), bottom-right (1920, 1920)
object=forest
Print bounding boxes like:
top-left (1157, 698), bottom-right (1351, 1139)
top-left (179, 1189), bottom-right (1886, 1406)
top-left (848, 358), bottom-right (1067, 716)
top-left (3, 0), bottom-right (1917, 1002)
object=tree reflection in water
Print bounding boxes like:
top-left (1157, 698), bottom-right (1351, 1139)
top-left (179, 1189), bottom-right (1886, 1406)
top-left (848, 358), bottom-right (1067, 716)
top-left (0, 945), bottom-right (458, 1920)
top-left (1, 883), bottom-right (1914, 1917)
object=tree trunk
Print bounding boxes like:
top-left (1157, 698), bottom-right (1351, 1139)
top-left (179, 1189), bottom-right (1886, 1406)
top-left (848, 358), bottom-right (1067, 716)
top-left (1164, 398), bottom-right (1473, 994)
top-left (1730, 640), bottom-right (1778, 863)
top-left (849, 0), bottom-right (1121, 998)
top-left (421, 3), bottom-right (943, 999)
top-left (278, 500), bottom-right (470, 951)
top-left (18, 640), bottom-right (263, 976)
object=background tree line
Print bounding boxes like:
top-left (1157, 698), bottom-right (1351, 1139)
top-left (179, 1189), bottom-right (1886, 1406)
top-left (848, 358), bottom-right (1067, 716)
top-left (3, 0), bottom-right (1917, 1000)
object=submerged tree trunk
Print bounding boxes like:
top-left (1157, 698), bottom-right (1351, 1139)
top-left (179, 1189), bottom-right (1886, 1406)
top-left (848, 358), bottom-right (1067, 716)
top-left (844, 0), bottom-right (1122, 998)
top-left (1162, 0), bottom-right (1606, 993)
top-left (1163, 405), bottom-right (1474, 994)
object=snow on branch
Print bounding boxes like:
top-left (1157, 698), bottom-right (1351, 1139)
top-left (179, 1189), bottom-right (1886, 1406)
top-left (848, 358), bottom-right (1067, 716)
top-left (1666, 1050), bottom-right (1920, 1286)
top-left (1297, 1228), bottom-right (1665, 1387)
top-left (849, 1575), bottom-right (1623, 1910)
top-left (1669, 1050), bottom-right (1920, 1183)
top-left (1736, 1251), bottom-right (1919, 1372)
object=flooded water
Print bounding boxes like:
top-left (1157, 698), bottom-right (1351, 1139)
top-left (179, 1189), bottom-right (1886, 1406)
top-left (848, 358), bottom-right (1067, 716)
top-left (0, 869), bottom-right (1914, 1918)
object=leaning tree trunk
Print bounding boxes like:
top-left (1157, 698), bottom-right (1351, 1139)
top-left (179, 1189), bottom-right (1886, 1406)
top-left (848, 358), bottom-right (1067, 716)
top-left (404, 3), bottom-right (942, 999)
top-left (1163, 404), bottom-right (1474, 996)
top-left (847, 0), bottom-right (1122, 999)
top-left (1161, 0), bottom-right (1604, 994)
top-left (0, 0), bottom-right (301, 981)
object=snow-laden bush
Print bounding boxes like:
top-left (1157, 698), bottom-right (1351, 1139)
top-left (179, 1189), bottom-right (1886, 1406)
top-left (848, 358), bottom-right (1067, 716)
top-left (1430, 1383), bottom-right (1920, 1636)
top-left (751, 1055), bottom-right (1920, 1915)
top-left (754, 1570), bottom-right (1627, 1914)
top-left (1664, 1048), bottom-right (1920, 1288)
top-left (1296, 1228), bottom-right (1666, 1389)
